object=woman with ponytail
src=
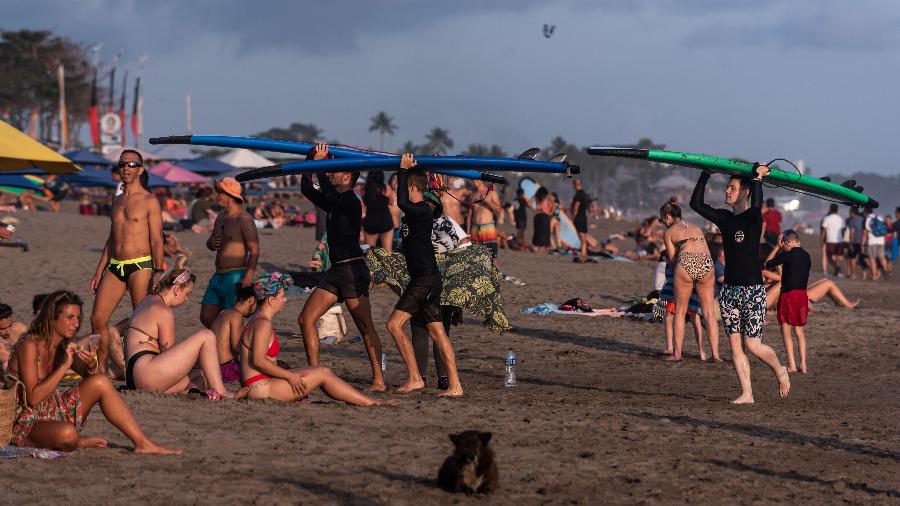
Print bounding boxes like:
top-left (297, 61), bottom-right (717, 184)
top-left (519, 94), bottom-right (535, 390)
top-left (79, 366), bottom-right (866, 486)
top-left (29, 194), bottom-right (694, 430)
top-left (660, 197), bottom-right (721, 362)
top-left (123, 267), bottom-right (233, 399)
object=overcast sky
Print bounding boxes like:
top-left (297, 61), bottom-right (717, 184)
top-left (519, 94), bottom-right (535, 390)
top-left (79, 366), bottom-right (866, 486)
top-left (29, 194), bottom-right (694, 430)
top-left (5, 0), bottom-right (900, 175)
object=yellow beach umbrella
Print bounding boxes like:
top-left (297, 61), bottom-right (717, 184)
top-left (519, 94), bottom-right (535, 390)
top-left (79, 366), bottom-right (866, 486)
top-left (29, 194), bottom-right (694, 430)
top-left (0, 119), bottom-right (80, 174)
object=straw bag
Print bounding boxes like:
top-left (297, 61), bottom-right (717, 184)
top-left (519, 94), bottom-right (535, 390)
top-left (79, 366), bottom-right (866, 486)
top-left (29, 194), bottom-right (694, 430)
top-left (316, 305), bottom-right (348, 342)
top-left (0, 373), bottom-right (24, 444)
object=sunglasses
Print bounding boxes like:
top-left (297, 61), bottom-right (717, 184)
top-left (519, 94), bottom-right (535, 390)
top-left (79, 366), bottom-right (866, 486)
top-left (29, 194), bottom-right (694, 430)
top-left (117, 161), bottom-right (143, 169)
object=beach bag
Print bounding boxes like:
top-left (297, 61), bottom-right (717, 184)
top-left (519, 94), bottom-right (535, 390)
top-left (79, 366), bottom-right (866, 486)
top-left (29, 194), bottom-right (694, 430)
top-left (870, 217), bottom-right (888, 237)
top-left (0, 373), bottom-right (23, 444)
top-left (317, 305), bottom-right (348, 341)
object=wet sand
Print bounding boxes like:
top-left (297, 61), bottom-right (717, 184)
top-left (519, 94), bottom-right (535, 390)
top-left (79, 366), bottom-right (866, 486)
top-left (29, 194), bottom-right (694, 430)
top-left (1, 206), bottom-right (898, 504)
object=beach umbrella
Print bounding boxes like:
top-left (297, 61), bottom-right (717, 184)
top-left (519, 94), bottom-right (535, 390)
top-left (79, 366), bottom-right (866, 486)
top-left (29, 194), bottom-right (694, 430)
top-left (0, 119), bottom-right (80, 174)
top-left (0, 174), bottom-right (44, 190)
top-left (217, 148), bottom-right (273, 169)
top-left (149, 143), bottom-right (197, 161)
top-left (62, 167), bottom-right (173, 188)
top-left (63, 149), bottom-right (114, 167)
top-left (177, 157), bottom-right (235, 176)
top-left (150, 161), bottom-right (208, 184)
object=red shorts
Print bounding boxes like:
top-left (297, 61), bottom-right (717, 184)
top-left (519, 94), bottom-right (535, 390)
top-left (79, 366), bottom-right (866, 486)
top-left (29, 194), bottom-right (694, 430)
top-left (777, 289), bottom-right (809, 327)
top-left (825, 243), bottom-right (843, 256)
top-left (665, 301), bottom-right (697, 317)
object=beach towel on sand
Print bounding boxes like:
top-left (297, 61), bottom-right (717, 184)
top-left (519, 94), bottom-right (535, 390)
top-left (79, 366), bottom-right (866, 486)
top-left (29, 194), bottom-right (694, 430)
top-left (367, 245), bottom-right (511, 333)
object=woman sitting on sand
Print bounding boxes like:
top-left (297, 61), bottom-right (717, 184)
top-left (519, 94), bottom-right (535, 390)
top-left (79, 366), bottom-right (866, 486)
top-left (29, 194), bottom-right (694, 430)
top-left (7, 290), bottom-right (179, 454)
top-left (759, 245), bottom-right (859, 309)
top-left (124, 267), bottom-right (232, 399)
top-left (239, 272), bottom-right (391, 406)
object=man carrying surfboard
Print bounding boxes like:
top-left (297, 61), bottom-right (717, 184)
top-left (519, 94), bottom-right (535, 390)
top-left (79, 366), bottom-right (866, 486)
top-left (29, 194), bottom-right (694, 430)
top-left (690, 165), bottom-right (791, 404)
top-left (297, 144), bottom-right (387, 392)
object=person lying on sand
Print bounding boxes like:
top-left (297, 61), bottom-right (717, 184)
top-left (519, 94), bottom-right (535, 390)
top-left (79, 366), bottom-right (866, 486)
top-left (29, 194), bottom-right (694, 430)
top-left (238, 273), bottom-right (392, 406)
top-left (123, 267), bottom-right (233, 399)
top-left (7, 290), bottom-right (179, 454)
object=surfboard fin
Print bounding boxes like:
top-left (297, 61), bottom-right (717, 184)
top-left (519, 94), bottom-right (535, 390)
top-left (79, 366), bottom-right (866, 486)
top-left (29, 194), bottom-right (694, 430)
top-left (518, 148), bottom-right (540, 160)
top-left (854, 186), bottom-right (864, 193)
top-left (819, 176), bottom-right (831, 182)
top-left (841, 179), bottom-right (857, 188)
top-left (234, 164), bottom-right (285, 183)
top-left (548, 153), bottom-right (567, 163)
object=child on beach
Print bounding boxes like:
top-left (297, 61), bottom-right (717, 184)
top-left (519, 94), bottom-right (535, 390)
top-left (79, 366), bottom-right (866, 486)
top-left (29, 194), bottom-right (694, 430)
top-left (210, 284), bottom-right (258, 383)
top-left (765, 230), bottom-right (812, 373)
top-left (386, 154), bottom-right (464, 397)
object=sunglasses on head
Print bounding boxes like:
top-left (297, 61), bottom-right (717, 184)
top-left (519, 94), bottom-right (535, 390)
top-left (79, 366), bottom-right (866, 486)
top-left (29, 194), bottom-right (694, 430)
top-left (117, 161), bottom-right (142, 169)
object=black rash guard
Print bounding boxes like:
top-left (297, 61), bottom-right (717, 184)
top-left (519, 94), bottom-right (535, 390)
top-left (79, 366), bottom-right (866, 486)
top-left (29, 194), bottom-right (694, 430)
top-left (690, 172), bottom-right (764, 286)
top-left (397, 171), bottom-right (440, 278)
top-left (765, 248), bottom-right (811, 293)
top-left (300, 173), bottom-right (363, 263)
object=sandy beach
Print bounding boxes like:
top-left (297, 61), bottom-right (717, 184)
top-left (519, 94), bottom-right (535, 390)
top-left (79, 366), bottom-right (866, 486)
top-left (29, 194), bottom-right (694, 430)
top-left (1, 205), bottom-right (898, 505)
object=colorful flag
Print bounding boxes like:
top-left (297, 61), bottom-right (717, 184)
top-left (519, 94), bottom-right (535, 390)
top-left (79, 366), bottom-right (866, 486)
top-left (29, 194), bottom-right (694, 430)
top-left (120, 71), bottom-right (128, 146)
top-left (88, 68), bottom-right (100, 146)
top-left (131, 77), bottom-right (141, 147)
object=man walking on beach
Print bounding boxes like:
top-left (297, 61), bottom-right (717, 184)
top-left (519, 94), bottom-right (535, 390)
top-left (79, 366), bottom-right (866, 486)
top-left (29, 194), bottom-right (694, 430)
top-left (571, 178), bottom-right (590, 259)
top-left (297, 144), bottom-right (386, 391)
top-left (820, 204), bottom-right (845, 276)
top-left (387, 154), bottom-right (463, 397)
top-left (845, 207), bottom-right (864, 280)
top-left (690, 166), bottom-right (790, 404)
top-left (199, 178), bottom-right (260, 328)
top-left (89, 150), bottom-right (164, 374)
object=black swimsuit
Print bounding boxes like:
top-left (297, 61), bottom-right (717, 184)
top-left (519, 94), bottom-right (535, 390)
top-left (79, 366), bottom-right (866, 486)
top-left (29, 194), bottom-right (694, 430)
top-left (125, 325), bottom-right (160, 390)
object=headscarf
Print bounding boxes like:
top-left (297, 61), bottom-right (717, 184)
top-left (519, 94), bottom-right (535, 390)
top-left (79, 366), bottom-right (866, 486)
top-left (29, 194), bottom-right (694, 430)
top-left (253, 271), bottom-right (294, 300)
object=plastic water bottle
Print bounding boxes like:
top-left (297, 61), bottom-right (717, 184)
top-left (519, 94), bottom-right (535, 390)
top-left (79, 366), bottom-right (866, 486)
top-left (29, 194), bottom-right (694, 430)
top-left (381, 352), bottom-right (387, 372)
top-left (504, 348), bottom-right (517, 388)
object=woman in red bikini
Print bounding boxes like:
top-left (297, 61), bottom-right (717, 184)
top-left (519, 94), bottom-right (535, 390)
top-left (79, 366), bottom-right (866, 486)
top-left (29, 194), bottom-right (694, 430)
top-left (240, 272), bottom-right (393, 406)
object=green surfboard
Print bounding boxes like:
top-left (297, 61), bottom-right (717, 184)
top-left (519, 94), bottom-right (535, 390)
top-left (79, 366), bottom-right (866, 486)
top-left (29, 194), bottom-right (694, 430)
top-left (587, 147), bottom-right (878, 208)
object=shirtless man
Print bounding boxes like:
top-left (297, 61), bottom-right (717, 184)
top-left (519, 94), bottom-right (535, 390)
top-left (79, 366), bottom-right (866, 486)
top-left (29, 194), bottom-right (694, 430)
top-left (89, 150), bottom-right (164, 373)
top-left (440, 177), bottom-right (469, 225)
top-left (0, 303), bottom-right (28, 369)
top-left (200, 177), bottom-right (259, 328)
top-left (468, 179), bottom-right (502, 263)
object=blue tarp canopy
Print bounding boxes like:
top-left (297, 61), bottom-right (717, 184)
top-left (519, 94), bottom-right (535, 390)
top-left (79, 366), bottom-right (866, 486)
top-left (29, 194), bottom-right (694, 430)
top-left (176, 157), bottom-right (235, 176)
top-left (62, 150), bottom-right (112, 167)
top-left (0, 174), bottom-right (43, 189)
top-left (62, 167), bottom-right (173, 188)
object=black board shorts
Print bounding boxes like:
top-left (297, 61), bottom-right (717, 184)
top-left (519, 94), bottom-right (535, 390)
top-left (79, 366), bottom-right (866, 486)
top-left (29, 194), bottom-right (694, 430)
top-left (395, 275), bottom-right (443, 323)
top-left (317, 259), bottom-right (370, 302)
top-left (574, 216), bottom-right (588, 234)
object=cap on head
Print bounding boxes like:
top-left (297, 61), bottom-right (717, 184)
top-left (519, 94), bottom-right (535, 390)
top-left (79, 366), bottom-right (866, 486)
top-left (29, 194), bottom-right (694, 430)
top-left (215, 177), bottom-right (244, 203)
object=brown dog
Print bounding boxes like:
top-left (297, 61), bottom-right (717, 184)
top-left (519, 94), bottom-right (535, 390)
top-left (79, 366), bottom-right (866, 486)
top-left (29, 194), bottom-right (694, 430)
top-left (437, 431), bottom-right (498, 494)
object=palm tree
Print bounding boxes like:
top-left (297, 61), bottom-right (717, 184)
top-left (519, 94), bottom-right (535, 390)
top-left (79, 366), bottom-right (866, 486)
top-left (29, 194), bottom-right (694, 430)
top-left (424, 127), bottom-right (454, 154)
top-left (400, 140), bottom-right (419, 154)
top-left (368, 111), bottom-right (397, 150)
top-left (463, 143), bottom-right (508, 157)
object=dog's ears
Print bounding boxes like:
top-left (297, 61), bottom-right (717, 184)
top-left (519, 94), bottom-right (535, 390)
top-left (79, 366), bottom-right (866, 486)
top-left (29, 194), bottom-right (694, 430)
top-left (449, 433), bottom-right (460, 445)
top-left (480, 432), bottom-right (492, 445)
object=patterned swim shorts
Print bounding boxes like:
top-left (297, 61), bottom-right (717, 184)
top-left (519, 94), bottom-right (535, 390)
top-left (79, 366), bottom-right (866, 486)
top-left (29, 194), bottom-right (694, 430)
top-left (719, 284), bottom-right (766, 339)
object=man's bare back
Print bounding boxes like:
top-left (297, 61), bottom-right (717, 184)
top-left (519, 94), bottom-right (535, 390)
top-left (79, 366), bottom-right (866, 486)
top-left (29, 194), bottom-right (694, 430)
top-left (441, 184), bottom-right (469, 224)
top-left (471, 187), bottom-right (501, 226)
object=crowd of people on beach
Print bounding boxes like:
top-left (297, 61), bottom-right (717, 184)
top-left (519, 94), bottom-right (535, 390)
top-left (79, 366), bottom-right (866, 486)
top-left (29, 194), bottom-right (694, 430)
top-left (1, 145), bottom-right (514, 453)
top-left (1, 144), bottom-right (895, 455)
